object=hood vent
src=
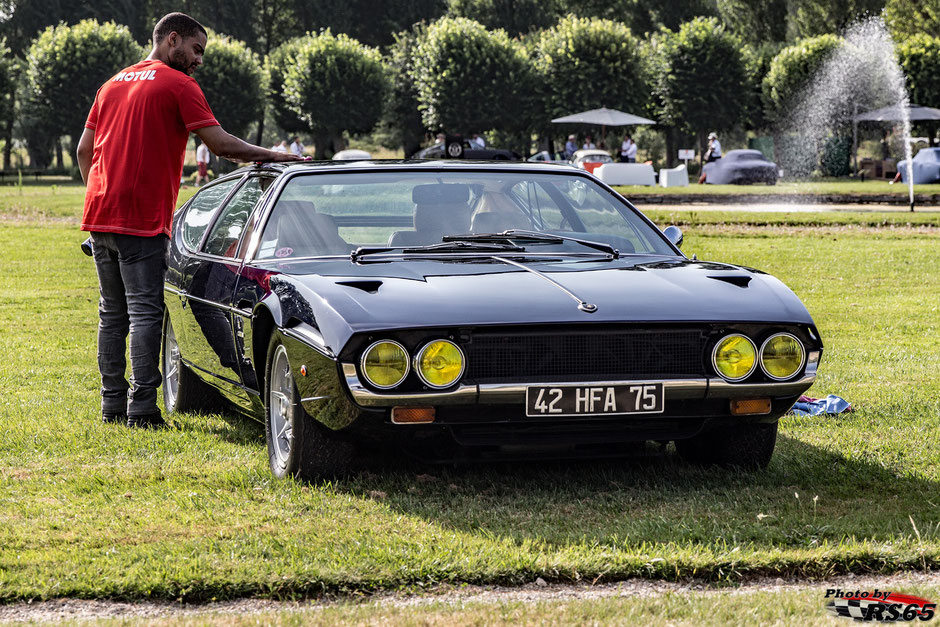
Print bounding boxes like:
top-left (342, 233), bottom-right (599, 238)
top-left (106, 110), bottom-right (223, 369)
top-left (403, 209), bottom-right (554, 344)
top-left (337, 280), bottom-right (383, 294)
top-left (707, 275), bottom-right (751, 288)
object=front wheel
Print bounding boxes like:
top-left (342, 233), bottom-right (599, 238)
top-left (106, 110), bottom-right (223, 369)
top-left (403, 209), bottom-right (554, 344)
top-left (674, 422), bottom-right (778, 469)
top-left (264, 333), bottom-right (354, 481)
top-left (162, 312), bottom-right (218, 414)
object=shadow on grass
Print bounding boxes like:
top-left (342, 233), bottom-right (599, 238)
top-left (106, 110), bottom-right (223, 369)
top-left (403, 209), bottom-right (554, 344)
top-left (333, 433), bottom-right (940, 565)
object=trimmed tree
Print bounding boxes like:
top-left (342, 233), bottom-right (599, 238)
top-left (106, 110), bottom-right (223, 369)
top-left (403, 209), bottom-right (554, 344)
top-left (885, 0), bottom-right (940, 40)
top-left (762, 34), bottom-right (842, 125)
top-left (380, 27), bottom-right (427, 158)
top-left (896, 34), bottom-right (940, 109)
top-left (0, 40), bottom-right (16, 169)
top-left (533, 15), bottom-right (650, 122)
top-left (197, 32), bottom-right (264, 140)
top-left (23, 20), bottom-right (141, 152)
top-left (652, 17), bottom-right (748, 161)
top-left (282, 31), bottom-right (388, 159)
top-left (411, 17), bottom-right (535, 137)
top-left (265, 37), bottom-right (309, 138)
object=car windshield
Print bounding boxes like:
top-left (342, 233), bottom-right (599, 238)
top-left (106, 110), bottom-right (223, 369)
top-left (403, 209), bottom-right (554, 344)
top-left (254, 170), bottom-right (675, 259)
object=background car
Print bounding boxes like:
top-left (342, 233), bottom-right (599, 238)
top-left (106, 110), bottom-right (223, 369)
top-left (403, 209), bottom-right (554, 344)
top-left (164, 161), bottom-right (821, 481)
top-left (412, 139), bottom-right (519, 160)
top-left (570, 149), bottom-right (614, 173)
top-left (527, 150), bottom-right (570, 164)
top-left (701, 149), bottom-right (778, 184)
top-left (332, 149), bottom-right (372, 160)
top-left (896, 146), bottom-right (940, 184)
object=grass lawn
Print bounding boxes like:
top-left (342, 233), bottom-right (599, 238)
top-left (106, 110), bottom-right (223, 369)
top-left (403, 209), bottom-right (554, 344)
top-left (0, 186), bottom-right (937, 604)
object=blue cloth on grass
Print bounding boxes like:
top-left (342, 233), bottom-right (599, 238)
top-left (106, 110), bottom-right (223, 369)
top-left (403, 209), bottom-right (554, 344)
top-left (789, 394), bottom-right (853, 416)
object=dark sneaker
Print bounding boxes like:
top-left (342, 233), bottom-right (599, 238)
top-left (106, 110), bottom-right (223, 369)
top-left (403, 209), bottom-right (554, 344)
top-left (102, 412), bottom-right (127, 425)
top-left (127, 413), bottom-right (168, 429)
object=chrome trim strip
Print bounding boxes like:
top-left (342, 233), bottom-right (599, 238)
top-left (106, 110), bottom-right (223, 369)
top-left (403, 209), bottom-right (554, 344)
top-left (343, 363), bottom-right (477, 406)
top-left (491, 256), bottom-right (598, 313)
top-left (300, 395), bottom-right (331, 403)
top-left (707, 372), bottom-right (816, 399)
top-left (281, 326), bottom-right (334, 359)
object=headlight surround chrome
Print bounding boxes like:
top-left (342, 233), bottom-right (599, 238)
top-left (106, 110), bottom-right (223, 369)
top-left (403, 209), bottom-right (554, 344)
top-left (712, 334), bottom-right (757, 382)
top-left (360, 340), bottom-right (410, 389)
top-left (414, 339), bottom-right (466, 389)
top-left (760, 333), bottom-right (805, 381)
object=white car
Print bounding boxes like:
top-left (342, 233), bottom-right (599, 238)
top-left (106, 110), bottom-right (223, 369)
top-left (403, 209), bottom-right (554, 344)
top-left (571, 149), bottom-right (613, 170)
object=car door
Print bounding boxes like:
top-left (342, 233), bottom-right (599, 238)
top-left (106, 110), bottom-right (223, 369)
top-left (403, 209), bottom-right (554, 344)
top-left (176, 174), bottom-right (276, 406)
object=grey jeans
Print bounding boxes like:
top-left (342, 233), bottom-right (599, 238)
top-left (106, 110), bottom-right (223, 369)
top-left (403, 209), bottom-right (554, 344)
top-left (90, 232), bottom-right (169, 417)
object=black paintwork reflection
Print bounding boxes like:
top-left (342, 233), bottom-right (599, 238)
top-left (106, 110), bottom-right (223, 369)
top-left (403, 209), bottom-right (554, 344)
top-left (283, 334), bottom-right (361, 430)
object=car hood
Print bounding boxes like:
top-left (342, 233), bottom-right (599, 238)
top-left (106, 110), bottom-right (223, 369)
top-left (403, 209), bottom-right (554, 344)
top-left (263, 255), bottom-right (815, 351)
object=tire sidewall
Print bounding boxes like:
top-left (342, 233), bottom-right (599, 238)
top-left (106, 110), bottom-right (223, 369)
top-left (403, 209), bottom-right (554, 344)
top-left (264, 333), bottom-right (300, 479)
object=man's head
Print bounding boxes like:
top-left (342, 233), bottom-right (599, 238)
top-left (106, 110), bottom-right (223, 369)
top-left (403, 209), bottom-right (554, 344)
top-left (568, 134), bottom-right (576, 142)
top-left (152, 13), bottom-right (207, 75)
top-left (708, 132), bottom-right (717, 140)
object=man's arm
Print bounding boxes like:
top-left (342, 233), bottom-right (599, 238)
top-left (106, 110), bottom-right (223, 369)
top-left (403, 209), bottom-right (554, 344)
top-left (76, 128), bottom-right (95, 184)
top-left (195, 125), bottom-right (297, 163)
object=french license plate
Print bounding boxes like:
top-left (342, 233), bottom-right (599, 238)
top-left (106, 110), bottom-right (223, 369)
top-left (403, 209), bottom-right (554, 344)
top-left (525, 383), bottom-right (664, 417)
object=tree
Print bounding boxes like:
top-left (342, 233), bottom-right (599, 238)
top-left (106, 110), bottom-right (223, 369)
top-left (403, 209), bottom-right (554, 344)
top-left (561, 0), bottom-right (717, 35)
top-left (896, 34), bottom-right (940, 109)
top-left (652, 17), bottom-right (748, 157)
top-left (265, 37), bottom-right (308, 139)
top-left (282, 31), bottom-right (388, 158)
top-left (762, 34), bottom-right (842, 124)
top-left (411, 17), bottom-right (535, 135)
top-left (379, 27), bottom-right (427, 158)
top-left (196, 31), bottom-right (264, 140)
top-left (23, 19), bottom-right (140, 164)
top-left (533, 15), bottom-right (650, 123)
top-left (885, 0), bottom-right (940, 39)
top-left (787, 0), bottom-right (885, 40)
top-left (0, 39), bottom-right (16, 168)
top-left (716, 0), bottom-right (789, 46)
top-left (446, 0), bottom-right (563, 37)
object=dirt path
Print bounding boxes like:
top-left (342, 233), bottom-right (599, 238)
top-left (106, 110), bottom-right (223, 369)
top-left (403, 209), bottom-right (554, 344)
top-left (2, 572), bottom-right (938, 623)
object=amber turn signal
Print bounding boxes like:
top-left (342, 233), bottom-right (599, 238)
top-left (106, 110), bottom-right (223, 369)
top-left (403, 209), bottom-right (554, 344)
top-left (391, 406), bottom-right (436, 424)
top-left (730, 398), bottom-right (772, 415)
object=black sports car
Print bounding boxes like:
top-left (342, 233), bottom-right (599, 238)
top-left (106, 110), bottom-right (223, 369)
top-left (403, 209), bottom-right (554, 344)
top-left (412, 139), bottom-right (520, 161)
top-left (163, 160), bottom-right (821, 480)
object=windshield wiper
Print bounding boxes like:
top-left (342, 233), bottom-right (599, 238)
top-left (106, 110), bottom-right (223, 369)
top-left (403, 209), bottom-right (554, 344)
top-left (443, 229), bottom-right (620, 258)
top-left (351, 240), bottom-right (524, 261)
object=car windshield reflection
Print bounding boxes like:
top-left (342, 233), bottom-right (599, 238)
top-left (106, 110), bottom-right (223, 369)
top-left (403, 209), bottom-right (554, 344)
top-left (255, 171), bottom-right (674, 260)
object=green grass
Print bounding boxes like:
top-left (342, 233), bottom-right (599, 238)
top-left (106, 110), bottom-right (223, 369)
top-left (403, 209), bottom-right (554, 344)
top-left (0, 191), bottom-right (938, 603)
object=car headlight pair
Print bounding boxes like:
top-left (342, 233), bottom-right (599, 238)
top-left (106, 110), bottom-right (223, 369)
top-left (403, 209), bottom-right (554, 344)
top-left (712, 333), bottom-right (805, 382)
top-left (361, 339), bottom-right (465, 389)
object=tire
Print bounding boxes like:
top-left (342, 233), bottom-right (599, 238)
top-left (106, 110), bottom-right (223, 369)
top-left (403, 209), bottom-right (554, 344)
top-left (264, 332), bottom-right (354, 481)
top-left (674, 421), bottom-right (778, 470)
top-left (162, 312), bottom-right (218, 414)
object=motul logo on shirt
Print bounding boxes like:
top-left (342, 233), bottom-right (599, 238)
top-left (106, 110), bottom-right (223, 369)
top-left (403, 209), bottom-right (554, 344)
top-left (112, 70), bottom-right (157, 82)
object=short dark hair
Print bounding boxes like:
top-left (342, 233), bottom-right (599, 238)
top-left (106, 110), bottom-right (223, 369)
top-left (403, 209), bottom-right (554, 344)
top-left (153, 13), bottom-right (207, 45)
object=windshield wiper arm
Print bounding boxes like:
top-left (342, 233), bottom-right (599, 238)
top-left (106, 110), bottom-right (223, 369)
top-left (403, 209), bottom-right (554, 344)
top-left (351, 240), bottom-right (524, 261)
top-left (443, 229), bottom-right (619, 258)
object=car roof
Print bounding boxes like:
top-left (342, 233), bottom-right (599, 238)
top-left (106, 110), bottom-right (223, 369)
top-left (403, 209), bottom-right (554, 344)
top-left (229, 159), bottom-right (596, 177)
top-left (572, 149), bottom-right (610, 158)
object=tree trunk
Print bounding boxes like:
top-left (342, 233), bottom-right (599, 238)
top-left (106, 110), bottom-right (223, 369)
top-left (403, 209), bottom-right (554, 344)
top-left (55, 137), bottom-right (64, 170)
top-left (254, 115), bottom-right (264, 146)
top-left (665, 127), bottom-right (676, 168)
top-left (313, 130), bottom-right (330, 160)
top-left (2, 116), bottom-right (12, 170)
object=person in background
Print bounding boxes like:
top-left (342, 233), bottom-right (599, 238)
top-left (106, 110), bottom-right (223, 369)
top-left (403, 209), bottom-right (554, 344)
top-left (699, 132), bottom-right (722, 183)
top-left (272, 139), bottom-right (288, 153)
top-left (470, 133), bottom-right (486, 149)
top-left (289, 136), bottom-right (304, 158)
top-left (564, 134), bottom-right (578, 160)
top-left (75, 12), bottom-right (294, 429)
top-left (582, 135), bottom-right (596, 150)
top-left (620, 135), bottom-right (638, 163)
top-left (195, 140), bottom-right (211, 186)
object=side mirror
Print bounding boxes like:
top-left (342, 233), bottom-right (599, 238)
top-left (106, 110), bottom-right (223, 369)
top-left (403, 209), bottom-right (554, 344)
top-left (663, 225), bottom-right (683, 249)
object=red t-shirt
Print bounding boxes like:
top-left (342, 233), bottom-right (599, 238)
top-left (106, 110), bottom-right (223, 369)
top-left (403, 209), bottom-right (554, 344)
top-left (81, 59), bottom-right (219, 237)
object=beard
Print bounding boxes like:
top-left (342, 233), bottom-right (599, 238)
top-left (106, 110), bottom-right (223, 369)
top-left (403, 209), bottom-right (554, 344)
top-left (168, 50), bottom-right (195, 75)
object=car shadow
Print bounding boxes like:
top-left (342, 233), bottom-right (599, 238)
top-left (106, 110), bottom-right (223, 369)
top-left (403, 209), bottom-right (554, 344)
top-left (334, 433), bottom-right (940, 552)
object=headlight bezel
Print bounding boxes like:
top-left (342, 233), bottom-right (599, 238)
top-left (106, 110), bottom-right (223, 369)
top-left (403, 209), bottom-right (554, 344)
top-left (413, 339), bottom-right (466, 389)
top-left (759, 332), bottom-right (806, 381)
top-left (360, 339), bottom-right (410, 389)
top-left (711, 333), bottom-right (758, 382)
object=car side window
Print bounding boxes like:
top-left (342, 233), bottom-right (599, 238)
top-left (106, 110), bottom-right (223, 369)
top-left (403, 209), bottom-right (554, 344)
top-left (180, 178), bottom-right (240, 251)
top-left (202, 176), bottom-right (272, 258)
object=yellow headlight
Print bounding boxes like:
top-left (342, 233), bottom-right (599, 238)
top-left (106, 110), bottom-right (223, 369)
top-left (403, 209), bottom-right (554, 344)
top-left (361, 340), bottom-right (409, 389)
top-left (760, 333), bottom-right (805, 380)
top-left (712, 334), bottom-right (757, 381)
top-left (415, 340), bottom-right (465, 389)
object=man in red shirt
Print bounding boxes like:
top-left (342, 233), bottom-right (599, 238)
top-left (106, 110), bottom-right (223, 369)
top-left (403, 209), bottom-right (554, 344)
top-left (76, 13), bottom-right (293, 428)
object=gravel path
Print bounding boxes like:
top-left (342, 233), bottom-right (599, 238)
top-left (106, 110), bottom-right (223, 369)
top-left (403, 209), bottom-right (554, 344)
top-left (2, 572), bottom-right (938, 623)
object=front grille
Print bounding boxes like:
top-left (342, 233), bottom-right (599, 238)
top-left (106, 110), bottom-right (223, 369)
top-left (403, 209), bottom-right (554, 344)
top-left (464, 327), bottom-right (708, 382)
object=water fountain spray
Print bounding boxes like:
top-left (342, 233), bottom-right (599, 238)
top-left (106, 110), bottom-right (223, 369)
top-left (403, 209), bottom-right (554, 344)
top-left (778, 17), bottom-right (915, 210)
